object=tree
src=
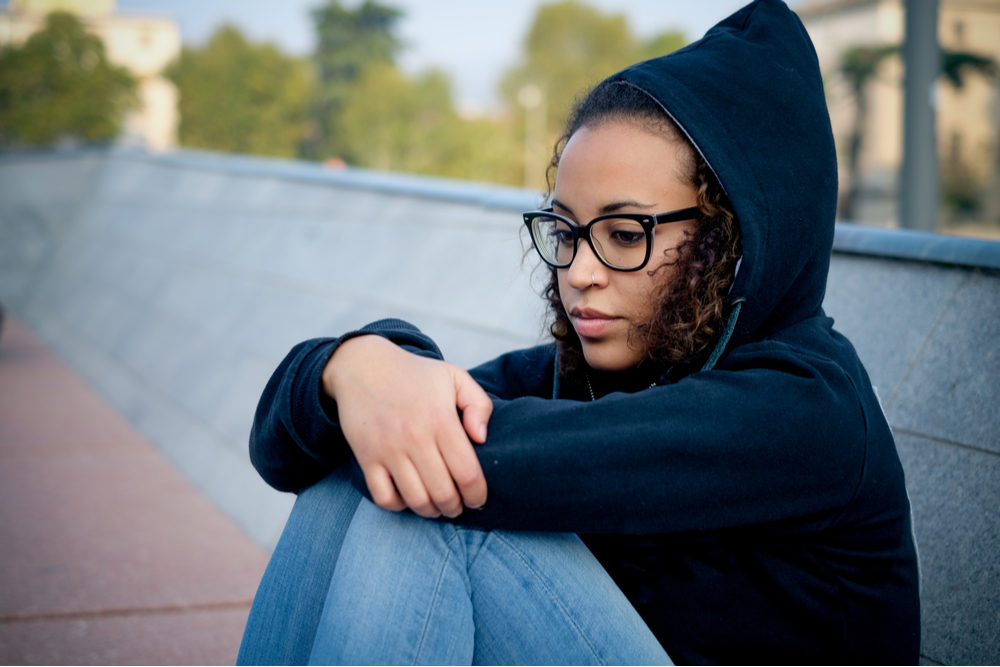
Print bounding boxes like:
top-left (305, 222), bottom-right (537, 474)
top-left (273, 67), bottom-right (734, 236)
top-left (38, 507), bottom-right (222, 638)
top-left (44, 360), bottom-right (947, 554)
top-left (941, 50), bottom-right (997, 89)
top-left (500, 2), bottom-right (641, 140)
top-left (308, 0), bottom-right (687, 186)
top-left (0, 11), bottom-right (136, 147)
top-left (337, 62), bottom-right (521, 184)
top-left (165, 25), bottom-right (313, 158)
top-left (837, 44), bottom-right (997, 220)
top-left (311, 0), bottom-right (403, 160)
top-left (498, 2), bottom-right (687, 188)
top-left (838, 44), bottom-right (898, 220)
top-left (641, 30), bottom-right (688, 62)
top-left (939, 49), bottom-right (997, 216)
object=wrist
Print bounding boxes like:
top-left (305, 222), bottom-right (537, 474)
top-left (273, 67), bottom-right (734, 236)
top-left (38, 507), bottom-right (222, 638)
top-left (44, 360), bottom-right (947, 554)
top-left (322, 334), bottom-right (394, 402)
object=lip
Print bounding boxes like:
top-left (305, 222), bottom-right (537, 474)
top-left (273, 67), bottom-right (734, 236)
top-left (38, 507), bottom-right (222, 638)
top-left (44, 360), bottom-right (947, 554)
top-left (570, 307), bottom-right (620, 338)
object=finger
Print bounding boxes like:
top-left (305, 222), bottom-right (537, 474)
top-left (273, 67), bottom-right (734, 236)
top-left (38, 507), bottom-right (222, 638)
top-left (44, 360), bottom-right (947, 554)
top-left (363, 465), bottom-right (406, 512)
top-left (454, 368), bottom-right (493, 444)
top-left (437, 416), bottom-right (488, 510)
top-left (409, 436), bottom-right (464, 518)
top-left (388, 459), bottom-right (441, 519)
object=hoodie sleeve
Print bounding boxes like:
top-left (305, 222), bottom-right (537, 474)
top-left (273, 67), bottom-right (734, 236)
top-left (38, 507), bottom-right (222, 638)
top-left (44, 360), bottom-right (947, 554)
top-left (457, 339), bottom-right (868, 535)
top-left (251, 319), bottom-right (869, 537)
top-left (248, 319), bottom-right (450, 492)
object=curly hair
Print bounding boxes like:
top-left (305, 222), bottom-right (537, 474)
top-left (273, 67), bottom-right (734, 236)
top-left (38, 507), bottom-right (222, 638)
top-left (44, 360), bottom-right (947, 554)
top-left (543, 81), bottom-right (742, 380)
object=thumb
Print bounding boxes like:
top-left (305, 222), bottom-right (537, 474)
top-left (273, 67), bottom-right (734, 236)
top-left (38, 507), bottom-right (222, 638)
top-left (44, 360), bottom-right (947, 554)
top-left (454, 368), bottom-right (493, 444)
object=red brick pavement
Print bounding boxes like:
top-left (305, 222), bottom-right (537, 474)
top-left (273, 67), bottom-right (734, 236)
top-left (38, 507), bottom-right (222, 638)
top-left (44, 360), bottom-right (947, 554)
top-left (0, 318), bottom-right (270, 665)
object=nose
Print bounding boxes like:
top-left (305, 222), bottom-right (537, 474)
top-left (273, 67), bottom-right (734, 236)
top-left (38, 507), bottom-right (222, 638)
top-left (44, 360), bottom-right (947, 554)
top-left (565, 238), bottom-right (607, 289)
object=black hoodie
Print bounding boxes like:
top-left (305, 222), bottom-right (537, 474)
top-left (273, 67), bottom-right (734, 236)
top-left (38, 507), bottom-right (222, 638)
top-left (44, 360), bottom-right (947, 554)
top-left (249, 1), bottom-right (921, 663)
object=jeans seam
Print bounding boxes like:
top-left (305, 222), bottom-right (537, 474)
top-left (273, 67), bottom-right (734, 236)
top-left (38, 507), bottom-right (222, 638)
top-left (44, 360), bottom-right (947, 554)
top-left (412, 530), bottom-right (462, 665)
top-left (491, 533), bottom-right (606, 666)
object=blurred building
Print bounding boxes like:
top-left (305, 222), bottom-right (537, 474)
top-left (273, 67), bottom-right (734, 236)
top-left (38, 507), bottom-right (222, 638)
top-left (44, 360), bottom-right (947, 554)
top-left (0, 0), bottom-right (180, 150)
top-left (797, 0), bottom-right (1000, 231)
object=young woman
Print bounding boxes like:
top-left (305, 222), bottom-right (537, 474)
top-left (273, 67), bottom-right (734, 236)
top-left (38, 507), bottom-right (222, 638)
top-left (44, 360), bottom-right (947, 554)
top-left (238, 1), bottom-right (920, 664)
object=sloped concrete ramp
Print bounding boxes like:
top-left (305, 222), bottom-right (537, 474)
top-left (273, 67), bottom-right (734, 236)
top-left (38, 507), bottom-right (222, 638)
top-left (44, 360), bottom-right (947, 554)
top-left (1, 147), bottom-right (998, 665)
top-left (0, 148), bottom-right (545, 553)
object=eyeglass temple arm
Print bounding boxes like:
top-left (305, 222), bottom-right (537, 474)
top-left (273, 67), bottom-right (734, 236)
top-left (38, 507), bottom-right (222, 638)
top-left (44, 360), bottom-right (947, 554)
top-left (654, 206), bottom-right (703, 224)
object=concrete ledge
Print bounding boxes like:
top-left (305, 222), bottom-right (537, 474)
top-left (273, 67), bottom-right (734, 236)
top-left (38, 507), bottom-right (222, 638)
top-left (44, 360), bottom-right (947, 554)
top-left (833, 222), bottom-right (1000, 270)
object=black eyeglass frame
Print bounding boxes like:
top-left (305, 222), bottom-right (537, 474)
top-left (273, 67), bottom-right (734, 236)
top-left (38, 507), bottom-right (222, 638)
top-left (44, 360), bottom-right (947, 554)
top-left (522, 206), bottom-right (703, 272)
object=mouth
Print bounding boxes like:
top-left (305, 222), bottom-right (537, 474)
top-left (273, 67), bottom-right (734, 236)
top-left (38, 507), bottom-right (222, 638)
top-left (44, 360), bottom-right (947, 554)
top-left (570, 307), bottom-right (621, 339)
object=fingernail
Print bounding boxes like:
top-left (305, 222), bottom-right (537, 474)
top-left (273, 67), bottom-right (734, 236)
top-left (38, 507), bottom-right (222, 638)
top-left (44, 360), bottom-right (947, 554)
top-left (479, 425), bottom-right (487, 441)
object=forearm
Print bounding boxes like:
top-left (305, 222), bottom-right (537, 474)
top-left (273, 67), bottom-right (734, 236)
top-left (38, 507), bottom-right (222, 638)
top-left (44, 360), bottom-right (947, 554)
top-left (256, 320), bottom-right (868, 538)
top-left (250, 337), bottom-right (346, 492)
top-left (440, 363), bottom-right (866, 535)
top-left (250, 320), bottom-right (445, 493)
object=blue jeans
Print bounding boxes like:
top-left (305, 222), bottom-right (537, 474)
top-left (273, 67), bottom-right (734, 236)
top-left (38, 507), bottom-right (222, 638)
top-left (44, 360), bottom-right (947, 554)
top-left (238, 466), bottom-right (671, 665)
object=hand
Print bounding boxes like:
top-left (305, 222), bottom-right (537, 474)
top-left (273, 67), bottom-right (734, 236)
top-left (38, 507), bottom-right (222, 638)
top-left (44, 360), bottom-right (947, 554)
top-left (322, 335), bottom-right (493, 518)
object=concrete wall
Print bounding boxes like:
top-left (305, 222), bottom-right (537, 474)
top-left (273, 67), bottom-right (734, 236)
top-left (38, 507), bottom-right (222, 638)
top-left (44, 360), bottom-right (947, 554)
top-left (1, 148), bottom-right (997, 664)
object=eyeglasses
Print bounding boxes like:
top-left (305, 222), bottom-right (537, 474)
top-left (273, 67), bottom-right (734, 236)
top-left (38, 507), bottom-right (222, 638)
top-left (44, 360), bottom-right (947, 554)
top-left (523, 206), bottom-right (702, 272)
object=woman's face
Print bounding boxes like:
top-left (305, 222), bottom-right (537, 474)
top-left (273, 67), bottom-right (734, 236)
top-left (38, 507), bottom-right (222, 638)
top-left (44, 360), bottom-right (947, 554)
top-left (554, 120), bottom-right (700, 372)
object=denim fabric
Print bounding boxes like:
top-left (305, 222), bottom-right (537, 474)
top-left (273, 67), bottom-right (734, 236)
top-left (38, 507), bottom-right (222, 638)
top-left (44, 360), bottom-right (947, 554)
top-left (238, 465), bottom-right (361, 665)
top-left (239, 466), bottom-right (671, 666)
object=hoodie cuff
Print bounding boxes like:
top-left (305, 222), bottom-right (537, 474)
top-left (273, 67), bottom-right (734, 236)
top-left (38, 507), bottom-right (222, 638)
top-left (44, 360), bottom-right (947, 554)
top-left (287, 319), bottom-right (445, 459)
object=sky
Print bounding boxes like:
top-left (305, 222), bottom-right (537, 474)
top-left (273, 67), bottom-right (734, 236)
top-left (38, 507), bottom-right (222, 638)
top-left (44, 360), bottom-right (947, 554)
top-left (111, 0), bottom-right (804, 113)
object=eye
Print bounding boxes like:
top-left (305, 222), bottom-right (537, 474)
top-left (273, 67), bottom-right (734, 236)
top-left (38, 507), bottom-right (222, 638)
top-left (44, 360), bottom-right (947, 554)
top-left (606, 223), bottom-right (646, 247)
top-left (544, 220), bottom-right (575, 246)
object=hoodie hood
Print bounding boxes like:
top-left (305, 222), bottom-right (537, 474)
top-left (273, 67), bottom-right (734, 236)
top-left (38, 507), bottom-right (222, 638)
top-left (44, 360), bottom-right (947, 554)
top-left (610, 0), bottom-right (838, 353)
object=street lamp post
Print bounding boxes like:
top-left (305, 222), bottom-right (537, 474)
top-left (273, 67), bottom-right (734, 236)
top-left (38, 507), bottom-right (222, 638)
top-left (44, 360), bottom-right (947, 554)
top-left (899, 0), bottom-right (940, 231)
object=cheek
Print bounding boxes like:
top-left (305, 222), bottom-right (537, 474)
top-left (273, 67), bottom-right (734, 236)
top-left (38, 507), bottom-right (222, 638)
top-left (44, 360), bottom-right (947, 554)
top-left (557, 270), bottom-right (570, 305)
top-left (622, 276), bottom-right (662, 321)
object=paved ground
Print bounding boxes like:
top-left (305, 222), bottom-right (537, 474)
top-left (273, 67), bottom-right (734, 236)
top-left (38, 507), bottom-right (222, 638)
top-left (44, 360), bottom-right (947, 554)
top-left (0, 318), bottom-right (270, 665)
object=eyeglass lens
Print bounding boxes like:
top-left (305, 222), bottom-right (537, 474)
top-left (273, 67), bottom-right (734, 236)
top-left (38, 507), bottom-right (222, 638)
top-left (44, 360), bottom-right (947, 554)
top-left (531, 215), bottom-right (648, 269)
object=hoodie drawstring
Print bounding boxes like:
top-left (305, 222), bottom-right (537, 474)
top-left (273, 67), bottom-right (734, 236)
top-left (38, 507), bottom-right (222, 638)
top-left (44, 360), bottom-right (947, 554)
top-left (701, 300), bottom-right (743, 372)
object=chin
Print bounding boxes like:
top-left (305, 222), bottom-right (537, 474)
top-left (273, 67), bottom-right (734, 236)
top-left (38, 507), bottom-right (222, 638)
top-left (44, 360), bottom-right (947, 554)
top-left (581, 342), bottom-right (641, 372)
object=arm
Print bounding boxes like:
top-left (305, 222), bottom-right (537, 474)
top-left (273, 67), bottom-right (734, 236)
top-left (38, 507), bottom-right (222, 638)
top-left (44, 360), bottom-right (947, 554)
top-left (323, 334), bottom-right (492, 518)
top-left (252, 319), bottom-right (870, 536)
top-left (457, 346), bottom-right (867, 535)
top-left (249, 319), bottom-right (456, 493)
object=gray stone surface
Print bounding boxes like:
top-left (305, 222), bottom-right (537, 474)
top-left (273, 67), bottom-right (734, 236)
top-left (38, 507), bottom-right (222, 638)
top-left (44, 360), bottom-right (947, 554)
top-left (887, 271), bottom-right (1000, 454)
top-left (824, 256), bottom-right (967, 397)
top-left (0, 154), bottom-right (105, 305)
top-left (896, 433), bottom-right (1000, 666)
top-left (2, 148), bottom-right (998, 662)
top-left (0, 150), bottom-right (544, 550)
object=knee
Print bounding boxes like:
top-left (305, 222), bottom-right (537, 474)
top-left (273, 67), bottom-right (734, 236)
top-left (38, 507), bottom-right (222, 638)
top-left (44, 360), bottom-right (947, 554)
top-left (350, 498), bottom-right (466, 552)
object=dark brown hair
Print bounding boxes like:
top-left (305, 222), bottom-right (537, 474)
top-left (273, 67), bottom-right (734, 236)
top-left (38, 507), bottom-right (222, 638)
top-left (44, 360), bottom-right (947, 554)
top-left (544, 81), bottom-right (742, 379)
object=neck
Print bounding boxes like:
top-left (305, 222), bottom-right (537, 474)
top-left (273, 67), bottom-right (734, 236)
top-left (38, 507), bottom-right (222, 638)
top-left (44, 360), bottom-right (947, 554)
top-left (585, 361), bottom-right (664, 399)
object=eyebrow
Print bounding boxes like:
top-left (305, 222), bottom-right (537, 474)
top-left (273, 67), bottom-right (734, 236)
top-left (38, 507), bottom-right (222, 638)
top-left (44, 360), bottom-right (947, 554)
top-left (551, 198), bottom-right (656, 218)
top-left (551, 198), bottom-right (574, 216)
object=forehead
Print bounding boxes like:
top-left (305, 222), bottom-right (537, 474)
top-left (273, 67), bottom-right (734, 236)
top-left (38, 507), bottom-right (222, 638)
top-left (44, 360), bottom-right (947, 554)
top-left (553, 121), bottom-right (692, 212)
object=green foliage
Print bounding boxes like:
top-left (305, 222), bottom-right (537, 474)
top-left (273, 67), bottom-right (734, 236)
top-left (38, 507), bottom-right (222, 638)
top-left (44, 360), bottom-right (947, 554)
top-left (838, 45), bottom-right (898, 97)
top-left (941, 164), bottom-right (982, 215)
top-left (839, 44), bottom-right (996, 94)
top-left (311, 0), bottom-right (403, 159)
top-left (165, 25), bottom-right (313, 158)
top-left (500, 1), bottom-right (687, 153)
top-left (837, 45), bottom-right (899, 220)
top-left (501, 2), bottom-right (640, 138)
top-left (497, 2), bottom-right (686, 187)
top-left (640, 30), bottom-right (687, 61)
top-left (156, 0), bottom-right (691, 186)
top-left (338, 62), bottom-right (520, 183)
top-left (0, 11), bottom-right (136, 147)
top-left (836, 43), bottom-right (997, 220)
top-left (941, 49), bottom-right (997, 89)
top-left (308, 0), bottom-right (523, 184)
